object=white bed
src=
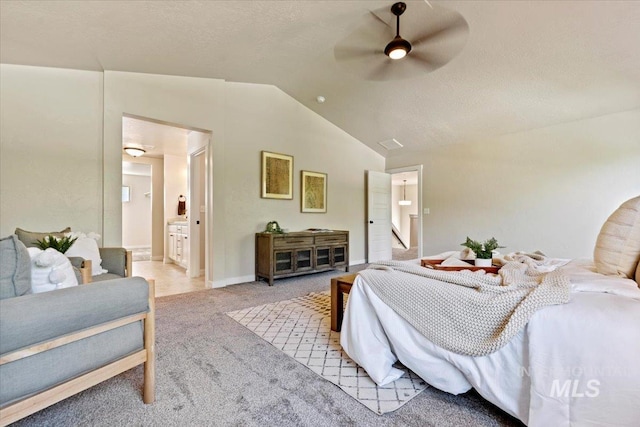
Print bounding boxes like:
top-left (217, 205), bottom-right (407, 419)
top-left (341, 259), bottom-right (640, 426)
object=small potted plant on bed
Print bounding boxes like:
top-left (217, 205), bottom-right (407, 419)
top-left (461, 237), bottom-right (504, 267)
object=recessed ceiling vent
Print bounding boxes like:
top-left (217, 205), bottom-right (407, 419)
top-left (378, 138), bottom-right (403, 150)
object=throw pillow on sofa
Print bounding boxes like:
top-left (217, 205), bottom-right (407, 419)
top-left (27, 247), bottom-right (78, 293)
top-left (0, 235), bottom-right (32, 300)
top-left (65, 232), bottom-right (108, 276)
top-left (14, 227), bottom-right (72, 248)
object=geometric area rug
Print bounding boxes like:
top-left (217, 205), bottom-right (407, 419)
top-left (226, 291), bottom-right (429, 414)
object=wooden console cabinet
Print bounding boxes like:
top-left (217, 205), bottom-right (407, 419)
top-left (255, 230), bottom-right (349, 286)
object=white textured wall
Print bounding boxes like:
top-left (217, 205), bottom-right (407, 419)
top-left (122, 173), bottom-right (151, 248)
top-left (223, 82), bottom-right (384, 279)
top-left (387, 109), bottom-right (640, 258)
top-left (103, 72), bottom-right (384, 286)
top-left (0, 64), bottom-right (103, 237)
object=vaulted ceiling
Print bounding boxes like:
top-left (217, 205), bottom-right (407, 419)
top-left (2, 0), bottom-right (639, 157)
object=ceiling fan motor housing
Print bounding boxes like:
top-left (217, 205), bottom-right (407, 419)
top-left (391, 2), bottom-right (407, 16)
top-left (384, 36), bottom-right (412, 58)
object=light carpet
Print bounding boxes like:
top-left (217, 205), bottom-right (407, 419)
top-left (12, 268), bottom-right (522, 426)
top-left (227, 292), bottom-right (428, 414)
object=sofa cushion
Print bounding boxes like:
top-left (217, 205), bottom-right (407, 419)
top-left (594, 196), bottom-right (640, 279)
top-left (98, 247), bottom-right (127, 277)
top-left (0, 276), bottom-right (149, 355)
top-left (91, 272), bottom-right (126, 282)
top-left (0, 321), bottom-right (143, 406)
top-left (0, 235), bottom-right (32, 300)
top-left (15, 227), bottom-right (71, 248)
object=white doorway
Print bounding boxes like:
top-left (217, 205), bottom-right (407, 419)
top-left (122, 114), bottom-right (212, 292)
top-left (387, 165), bottom-right (423, 261)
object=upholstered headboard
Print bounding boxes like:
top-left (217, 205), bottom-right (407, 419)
top-left (593, 195), bottom-right (640, 286)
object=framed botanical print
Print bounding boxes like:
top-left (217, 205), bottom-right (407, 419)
top-left (301, 170), bottom-right (327, 213)
top-left (261, 151), bottom-right (293, 199)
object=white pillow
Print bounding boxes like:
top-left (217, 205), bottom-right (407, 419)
top-left (594, 195), bottom-right (640, 279)
top-left (65, 232), bottom-right (108, 276)
top-left (27, 247), bottom-right (78, 293)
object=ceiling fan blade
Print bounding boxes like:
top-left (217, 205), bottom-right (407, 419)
top-left (405, 51), bottom-right (448, 71)
top-left (411, 14), bottom-right (468, 48)
top-left (367, 60), bottom-right (395, 81)
top-left (368, 9), bottom-right (391, 29)
top-left (334, 44), bottom-right (380, 61)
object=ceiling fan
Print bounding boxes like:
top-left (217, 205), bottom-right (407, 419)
top-left (334, 1), bottom-right (469, 81)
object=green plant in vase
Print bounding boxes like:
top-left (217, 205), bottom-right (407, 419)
top-left (461, 237), bottom-right (504, 266)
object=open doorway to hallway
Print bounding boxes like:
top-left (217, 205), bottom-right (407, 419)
top-left (390, 170), bottom-right (420, 261)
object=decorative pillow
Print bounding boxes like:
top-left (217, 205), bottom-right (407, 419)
top-left (64, 232), bottom-right (108, 276)
top-left (15, 227), bottom-right (71, 248)
top-left (593, 195), bottom-right (640, 279)
top-left (27, 247), bottom-right (78, 293)
top-left (0, 235), bottom-right (32, 299)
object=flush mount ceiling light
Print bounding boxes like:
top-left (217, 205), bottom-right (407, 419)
top-left (398, 179), bottom-right (412, 206)
top-left (124, 146), bottom-right (146, 157)
top-left (384, 2), bottom-right (412, 60)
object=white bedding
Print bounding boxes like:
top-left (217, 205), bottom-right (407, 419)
top-left (340, 259), bottom-right (640, 426)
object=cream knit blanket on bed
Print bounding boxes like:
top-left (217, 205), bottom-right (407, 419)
top-left (359, 259), bottom-right (571, 356)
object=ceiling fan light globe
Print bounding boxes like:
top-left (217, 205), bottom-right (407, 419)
top-left (388, 48), bottom-right (407, 60)
top-left (384, 37), bottom-right (412, 60)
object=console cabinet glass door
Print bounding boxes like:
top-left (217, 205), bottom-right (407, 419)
top-left (295, 248), bottom-right (314, 272)
top-left (274, 250), bottom-right (294, 274)
top-left (332, 245), bottom-right (347, 267)
top-left (315, 247), bottom-right (331, 269)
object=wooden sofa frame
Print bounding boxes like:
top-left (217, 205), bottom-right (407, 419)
top-left (0, 279), bottom-right (155, 426)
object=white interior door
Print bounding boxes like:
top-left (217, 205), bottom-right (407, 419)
top-left (367, 170), bottom-right (392, 263)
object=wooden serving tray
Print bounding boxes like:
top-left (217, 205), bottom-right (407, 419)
top-left (420, 259), bottom-right (501, 274)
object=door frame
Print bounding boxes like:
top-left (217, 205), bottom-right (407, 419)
top-left (188, 145), bottom-right (209, 279)
top-left (386, 164), bottom-right (423, 259)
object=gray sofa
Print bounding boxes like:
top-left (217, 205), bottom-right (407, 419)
top-left (0, 235), bottom-right (155, 425)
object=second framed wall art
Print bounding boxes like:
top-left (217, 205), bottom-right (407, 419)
top-left (301, 170), bottom-right (327, 213)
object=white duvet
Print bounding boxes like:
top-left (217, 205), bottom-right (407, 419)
top-left (340, 260), bottom-right (640, 426)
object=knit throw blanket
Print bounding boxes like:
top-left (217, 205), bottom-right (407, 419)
top-left (359, 259), bottom-right (571, 356)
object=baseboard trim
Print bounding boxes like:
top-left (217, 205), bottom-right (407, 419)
top-left (211, 274), bottom-right (256, 288)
